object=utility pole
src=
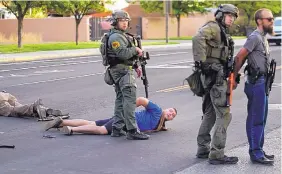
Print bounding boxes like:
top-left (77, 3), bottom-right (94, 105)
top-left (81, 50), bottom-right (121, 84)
top-left (165, 0), bottom-right (169, 44)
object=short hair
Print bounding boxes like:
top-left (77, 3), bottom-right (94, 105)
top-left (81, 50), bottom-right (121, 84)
top-left (254, 8), bottom-right (271, 26)
top-left (173, 108), bottom-right (178, 114)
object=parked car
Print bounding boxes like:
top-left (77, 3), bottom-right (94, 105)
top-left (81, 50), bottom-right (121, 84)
top-left (267, 17), bottom-right (281, 45)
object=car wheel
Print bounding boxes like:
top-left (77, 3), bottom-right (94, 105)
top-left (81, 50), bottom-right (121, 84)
top-left (276, 42), bottom-right (281, 46)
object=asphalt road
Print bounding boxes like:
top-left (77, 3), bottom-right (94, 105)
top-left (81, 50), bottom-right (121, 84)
top-left (0, 45), bottom-right (281, 174)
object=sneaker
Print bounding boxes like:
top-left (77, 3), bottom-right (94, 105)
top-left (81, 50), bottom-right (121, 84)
top-left (126, 131), bottom-right (150, 140)
top-left (60, 126), bottom-right (73, 135)
top-left (208, 155), bottom-right (239, 165)
top-left (45, 117), bottom-right (63, 131)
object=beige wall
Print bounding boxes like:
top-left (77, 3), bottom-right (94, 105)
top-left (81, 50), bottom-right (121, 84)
top-left (0, 12), bottom-right (215, 42)
top-left (142, 13), bottom-right (214, 39)
top-left (0, 17), bottom-right (89, 42)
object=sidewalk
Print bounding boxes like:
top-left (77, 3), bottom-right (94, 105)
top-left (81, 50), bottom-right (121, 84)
top-left (175, 127), bottom-right (281, 174)
top-left (0, 39), bottom-right (247, 63)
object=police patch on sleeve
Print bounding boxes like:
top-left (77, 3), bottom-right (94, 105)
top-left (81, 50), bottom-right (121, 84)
top-left (112, 41), bottom-right (120, 49)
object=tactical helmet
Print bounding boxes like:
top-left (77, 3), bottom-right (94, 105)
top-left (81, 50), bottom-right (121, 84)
top-left (111, 10), bottom-right (131, 26)
top-left (215, 4), bottom-right (239, 19)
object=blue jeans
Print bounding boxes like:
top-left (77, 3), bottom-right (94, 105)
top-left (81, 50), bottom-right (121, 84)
top-left (244, 76), bottom-right (268, 160)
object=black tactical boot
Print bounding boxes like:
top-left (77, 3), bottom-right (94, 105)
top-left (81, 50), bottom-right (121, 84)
top-left (126, 129), bottom-right (150, 140)
top-left (111, 128), bottom-right (126, 137)
top-left (208, 155), bottom-right (239, 165)
top-left (196, 152), bottom-right (210, 159)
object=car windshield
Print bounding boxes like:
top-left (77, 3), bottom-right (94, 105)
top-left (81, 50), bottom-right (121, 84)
top-left (274, 19), bottom-right (281, 26)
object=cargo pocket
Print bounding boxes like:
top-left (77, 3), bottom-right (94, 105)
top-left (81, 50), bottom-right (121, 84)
top-left (104, 67), bottom-right (114, 85)
top-left (119, 70), bottom-right (137, 90)
top-left (210, 84), bottom-right (227, 107)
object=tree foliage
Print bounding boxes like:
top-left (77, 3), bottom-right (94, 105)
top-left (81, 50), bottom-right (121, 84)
top-left (139, 0), bottom-right (213, 37)
top-left (49, 0), bottom-right (107, 45)
top-left (1, 0), bottom-right (44, 47)
top-left (215, 0), bottom-right (281, 26)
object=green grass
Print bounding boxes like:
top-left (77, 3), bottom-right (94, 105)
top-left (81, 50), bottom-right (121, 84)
top-left (148, 36), bottom-right (246, 40)
top-left (0, 41), bottom-right (180, 54)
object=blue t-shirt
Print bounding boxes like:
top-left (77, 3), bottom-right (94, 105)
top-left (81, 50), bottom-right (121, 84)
top-left (135, 101), bottom-right (163, 131)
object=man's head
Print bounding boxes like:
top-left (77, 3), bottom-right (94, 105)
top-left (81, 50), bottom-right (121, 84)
top-left (215, 4), bottom-right (239, 28)
top-left (163, 108), bottom-right (177, 121)
top-left (111, 10), bottom-right (130, 31)
top-left (254, 8), bottom-right (274, 34)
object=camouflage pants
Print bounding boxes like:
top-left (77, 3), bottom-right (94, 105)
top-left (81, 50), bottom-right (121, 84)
top-left (110, 64), bottom-right (138, 131)
top-left (197, 74), bottom-right (232, 159)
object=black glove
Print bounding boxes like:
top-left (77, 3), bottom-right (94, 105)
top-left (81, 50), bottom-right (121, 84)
top-left (235, 73), bottom-right (241, 84)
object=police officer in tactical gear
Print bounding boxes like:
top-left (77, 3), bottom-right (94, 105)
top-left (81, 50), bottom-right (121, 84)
top-left (192, 4), bottom-right (239, 164)
top-left (106, 10), bottom-right (149, 140)
top-left (233, 8), bottom-right (275, 165)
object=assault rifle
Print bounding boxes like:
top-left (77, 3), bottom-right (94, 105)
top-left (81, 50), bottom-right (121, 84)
top-left (265, 59), bottom-right (276, 96)
top-left (135, 35), bottom-right (150, 98)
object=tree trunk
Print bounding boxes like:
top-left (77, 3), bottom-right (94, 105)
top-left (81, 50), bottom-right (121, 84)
top-left (177, 16), bottom-right (180, 37)
top-left (247, 14), bottom-right (251, 26)
top-left (75, 18), bottom-right (82, 45)
top-left (17, 16), bottom-right (23, 48)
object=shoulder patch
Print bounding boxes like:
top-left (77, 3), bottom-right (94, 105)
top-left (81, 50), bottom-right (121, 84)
top-left (112, 41), bottom-right (120, 49)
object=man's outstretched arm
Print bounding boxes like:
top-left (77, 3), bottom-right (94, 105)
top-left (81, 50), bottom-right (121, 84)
top-left (136, 97), bottom-right (149, 108)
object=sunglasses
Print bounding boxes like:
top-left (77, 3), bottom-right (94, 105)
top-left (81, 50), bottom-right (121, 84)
top-left (260, 17), bottom-right (274, 22)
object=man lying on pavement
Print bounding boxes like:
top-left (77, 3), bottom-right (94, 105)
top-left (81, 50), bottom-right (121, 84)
top-left (0, 91), bottom-right (69, 121)
top-left (44, 97), bottom-right (177, 138)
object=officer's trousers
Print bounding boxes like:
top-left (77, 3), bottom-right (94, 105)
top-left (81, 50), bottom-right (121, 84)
top-left (197, 76), bottom-right (232, 159)
top-left (244, 76), bottom-right (268, 160)
top-left (110, 64), bottom-right (138, 131)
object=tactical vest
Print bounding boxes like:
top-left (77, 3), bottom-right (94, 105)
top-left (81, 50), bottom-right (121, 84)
top-left (99, 31), bottom-right (134, 67)
top-left (203, 21), bottom-right (231, 64)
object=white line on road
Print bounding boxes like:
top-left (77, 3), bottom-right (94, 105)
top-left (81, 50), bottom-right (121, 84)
top-left (0, 60), bottom-right (101, 72)
top-left (0, 55), bottom-right (99, 66)
top-left (9, 72), bottom-right (103, 87)
top-left (0, 52), bottom-right (189, 72)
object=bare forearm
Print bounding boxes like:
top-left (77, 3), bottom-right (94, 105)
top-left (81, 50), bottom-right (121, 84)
top-left (136, 97), bottom-right (149, 108)
top-left (234, 47), bottom-right (249, 77)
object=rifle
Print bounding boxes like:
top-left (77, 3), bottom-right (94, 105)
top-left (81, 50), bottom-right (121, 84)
top-left (265, 59), bottom-right (276, 96)
top-left (135, 35), bottom-right (150, 98)
top-left (226, 37), bottom-right (235, 106)
top-left (0, 145), bottom-right (15, 148)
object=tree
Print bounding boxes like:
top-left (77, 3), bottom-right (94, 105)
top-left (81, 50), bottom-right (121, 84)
top-left (1, 0), bottom-right (44, 48)
top-left (139, 0), bottom-right (213, 37)
top-left (49, 0), bottom-right (106, 45)
top-left (25, 6), bottom-right (48, 18)
top-left (215, 0), bottom-right (281, 26)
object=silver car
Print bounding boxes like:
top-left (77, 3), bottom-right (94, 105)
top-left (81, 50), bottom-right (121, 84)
top-left (267, 17), bottom-right (281, 46)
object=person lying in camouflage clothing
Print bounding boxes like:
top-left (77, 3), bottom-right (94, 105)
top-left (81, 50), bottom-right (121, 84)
top-left (0, 91), bottom-right (69, 121)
